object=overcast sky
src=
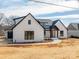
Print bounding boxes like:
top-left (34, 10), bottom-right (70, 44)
top-left (0, 0), bottom-right (79, 26)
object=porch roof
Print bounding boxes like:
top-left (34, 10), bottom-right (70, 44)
top-left (37, 19), bottom-right (59, 30)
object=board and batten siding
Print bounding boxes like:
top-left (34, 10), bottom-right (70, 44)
top-left (13, 14), bottom-right (44, 42)
top-left (55, 21), bottom-right (67, 38)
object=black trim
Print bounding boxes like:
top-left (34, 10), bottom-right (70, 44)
top-left (12, 13), bottom-right (45, 30)
top-left (50, 20), bottom-right (67, 30)
top-left (58, 20), bottom-right (67, 30)
top-left (13, 16), bottom-right (25, 21)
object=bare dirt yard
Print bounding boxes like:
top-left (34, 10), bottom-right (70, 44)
top-left (0, 38), bottom-right (79, 59)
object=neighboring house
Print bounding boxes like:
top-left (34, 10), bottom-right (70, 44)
top-left (5, 13), bottom-right (67, 43)
top-left (68, 23), bottom-right (79, 37)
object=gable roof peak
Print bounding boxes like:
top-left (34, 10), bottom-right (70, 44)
top-left (27, 13), bottom-right (32, 15)
top-left (24, 13), bottom-right (33, 17)
top-left (11, 13), bottom-right (45, 30)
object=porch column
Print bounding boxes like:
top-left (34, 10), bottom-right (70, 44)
top-left (57, 30), bottom-right (58, 38)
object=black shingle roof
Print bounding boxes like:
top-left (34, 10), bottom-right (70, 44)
top-left (5, 13), bottom-right (66, 30)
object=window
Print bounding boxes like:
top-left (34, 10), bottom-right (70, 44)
top-left (60, 31), bottom-right (64, 36)
top-left (44, 31), bottom-right (46, 36)
top-left (28, 20), bottom-right (31, 24)
top-left (78, 24), bottom-right (79, 30)
top-left (25, 31), bottom-right (34, 40)
top-left (7, 31), bottom-right (13, 39)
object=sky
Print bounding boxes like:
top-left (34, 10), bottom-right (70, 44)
top-left (0, 0), bottom-right (79, 26)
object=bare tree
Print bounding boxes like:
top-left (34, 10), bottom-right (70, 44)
top-left (0, 13), bottom-right (4, 21)
top-left (8, 16), bottom-right (18, 25)
top-left (0, 14), bottom-right (14, 26)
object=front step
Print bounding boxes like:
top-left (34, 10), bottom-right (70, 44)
top-left (51, 38), bottom-right (59, 40)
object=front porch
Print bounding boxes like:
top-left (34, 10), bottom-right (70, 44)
top-left (50, 26), bottom-right (59, 38)
top-left (44, 26), bottom-right (59, 40)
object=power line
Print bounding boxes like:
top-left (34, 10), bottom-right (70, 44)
top-left (29, 0), bottom-right (79, 9)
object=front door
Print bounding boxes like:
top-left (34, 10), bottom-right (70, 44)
top-left (52, 30), bottom-right (58, 38)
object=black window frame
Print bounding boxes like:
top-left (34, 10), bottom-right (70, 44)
top-left (25, 31), bottom-right (34, 40)
top-left (60, 31), bottom-right (64, 36)
top-left (28, 20), bottom-right (31, 25)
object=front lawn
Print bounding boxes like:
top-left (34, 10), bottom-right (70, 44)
top-left (0, 38), bottom-right (79, 59)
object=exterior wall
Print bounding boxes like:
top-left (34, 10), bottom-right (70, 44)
top-left (68, 30), bottom-right (79, 37)
top-left (13, 14), bottom-right (44, 42)
top-left (4, 31), bottom-right (8, 39)
top-left (55, 21), bottom-right (67, 38)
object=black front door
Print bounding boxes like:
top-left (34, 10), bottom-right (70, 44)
top-left (8, 31), bottom-right (13, 39)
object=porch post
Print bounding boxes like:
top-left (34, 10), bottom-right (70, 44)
top-left (57, 30), bottom-right (58, 38)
